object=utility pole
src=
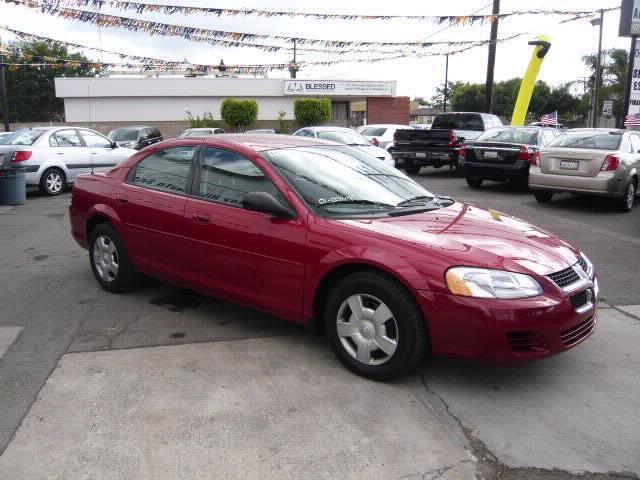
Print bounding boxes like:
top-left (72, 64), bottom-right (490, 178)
top-left (443, 54), bottom-right (449, 112)
top-left (623, 36), bottom-right (637, 126)
top-left (0, 51), bottom-right (9, 132)
top-left (288, 39), bottom-right (299, 79)
top-left (484, 0), bottom-right (500, 113)
top-left (590, 10), bottom-right (604, 128)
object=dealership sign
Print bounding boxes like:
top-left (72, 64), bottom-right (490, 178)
top-left (628, 38), bottom-right (640, 115)
top-left (283, 80), bottom-right (393, 96)
top-left (619, 0), bottom-right (640, 36)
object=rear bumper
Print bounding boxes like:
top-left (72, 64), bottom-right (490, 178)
top-left (460, 159), bottom-right (529, 180)
top-left (391, 149), bottom-right (458, 165)
top-left (528, 167), bottom-right (626, 197)
top-left (415, 281), bottom-right (598, 363)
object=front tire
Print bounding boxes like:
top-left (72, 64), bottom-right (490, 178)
top-left (89, 223), bottom-right (139, 293)
top-left (617, 180), bottom-right (636, 212)
top-left (534, 191), bottom-right (553, 203)
top-left (324, 271), bottom-right (429, 380)
top-left (40, 168), bottom-right (66, 196)
top-left (466, 176), bottom-right (483, 188)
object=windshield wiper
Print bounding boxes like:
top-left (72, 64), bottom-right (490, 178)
top-left (396, 195), bottom-right (437, 207)
top-left (318, 199), bottom-right (394, 208)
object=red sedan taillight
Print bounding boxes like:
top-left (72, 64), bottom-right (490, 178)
top-left (601, 154), bottom-right (620, 171)
top-left (448, 131), bottom-right (458, 147)
top-left (10, 151), bottom-right (32, 162)
top-left (458, 145), bottom-right (467, 160)
top-left (517, 146), bottom-right (540, 165)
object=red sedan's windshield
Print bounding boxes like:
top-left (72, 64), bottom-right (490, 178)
top-left (261, 146), bottom-right (438, 215)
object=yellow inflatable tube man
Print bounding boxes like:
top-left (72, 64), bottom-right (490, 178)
top-left (511, 36), bottom-right (552, 126)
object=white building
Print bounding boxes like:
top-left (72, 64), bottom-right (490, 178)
top-left (54, 77), bottom-right (405, 131)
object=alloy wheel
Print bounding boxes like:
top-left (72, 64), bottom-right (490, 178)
top-left (93, 235), bottom-right (119, 282)
top-left (336, 294), bottom-right (399, 366)
top-left (45, 171), bottom-right (63, 194)
top-left (626, 183), bottom-right (635, 210)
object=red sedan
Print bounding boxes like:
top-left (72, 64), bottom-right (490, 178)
top-left (69, 135), bottom-right (598, 379)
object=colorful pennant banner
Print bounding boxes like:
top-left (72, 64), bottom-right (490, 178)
top-left (4, 0), bottom-right (618, 24)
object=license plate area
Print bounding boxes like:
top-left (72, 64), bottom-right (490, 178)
top-left (416, 152), bottom-right (426, 158)
top-left (559, 160), bottom-right (579, 170)
top-left (482, 151), bottom-right (499, 160)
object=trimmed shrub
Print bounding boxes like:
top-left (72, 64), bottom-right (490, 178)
top-left (220, 98), bottom-right (259, 131)
top-left (294, 98), bottom-right (332, 126)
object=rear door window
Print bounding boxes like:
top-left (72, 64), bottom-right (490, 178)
top-left (630, 134), bottom-right (640, 153)
top-left (132, 146), bottom-right (197, 194)
top-left (49, 129), bottom-right (83, 147)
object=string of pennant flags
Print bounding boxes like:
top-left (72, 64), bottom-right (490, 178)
top-left (0, 24), bottom-right (527, 73)
top-left (2, 0), bottom-right (619, 25)
top-left (0, 0), bottom-right (594, 52)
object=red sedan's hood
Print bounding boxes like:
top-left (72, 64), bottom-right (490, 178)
top-left (339, 203), bottom-right (580, 276)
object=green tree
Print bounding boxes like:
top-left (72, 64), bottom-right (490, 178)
top-left (220, 98), bottom-right (258, 131)
top-left (451, 83), bottom-right (485, 112)
top-left (2, 40), bottom-right (95, 123)
top-left (429, 81), bottom-right (463, 111)
top-left (583, 48), bottom-right (628, 126)
top-left (294, 98), bottom-right (331, 125)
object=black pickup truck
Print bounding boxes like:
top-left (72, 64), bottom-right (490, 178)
top-left (391, 112), bottom-right (503, 175)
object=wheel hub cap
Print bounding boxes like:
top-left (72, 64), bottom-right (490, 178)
top-left (92, 235), bottom-right (119, 282)
top-left (336, 294), bottom-right (399, 366)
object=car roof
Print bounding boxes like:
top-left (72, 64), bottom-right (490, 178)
top-left (112, 125), bottom-right (155, 131)
top-left (303, 126), bottom-right (355, 132)
top-left (567, 128), bottom-right (625, 134)
top-left (202, 133), bottom-right (342, 151)
top-left (184, 128), bottom-right (218, 131)
top-left (360, 124), bottom-right (408, 129)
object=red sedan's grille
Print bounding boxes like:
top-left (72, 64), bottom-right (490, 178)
top-left (547, 266), bottom-right (580, 288)
top-left (506, 331), bottom-right (548, 354)
top-left (560, 316), bottom-right (595, 347)
top-left (577, 256), bottom-right (588, 274)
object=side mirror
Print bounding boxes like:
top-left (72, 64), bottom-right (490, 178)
top-left (242, 192), bottom-right (295, 218)
top-left (110, 141), bottom-right (118, 149)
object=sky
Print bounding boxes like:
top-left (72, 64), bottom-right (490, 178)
top-left (0, 0), bottom-right (627, 100)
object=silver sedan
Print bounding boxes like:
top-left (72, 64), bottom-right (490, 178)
top-left (529, 129), bottom-right (639, 212)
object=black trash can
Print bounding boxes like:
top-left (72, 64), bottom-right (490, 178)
top-left (0, 167), bottom-right (26, 205)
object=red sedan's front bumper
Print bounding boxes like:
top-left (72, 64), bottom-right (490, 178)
top-left (416, 281), bottom-right (598, 363)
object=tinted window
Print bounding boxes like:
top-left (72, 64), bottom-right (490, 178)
top-left (476, 127), bottom-right (538, 145)
top-left (361, 127), bottom-right (387, 136)
top-left (549, 132), bottom-right (623, 150)
top-left (432, 114), bottom-right (484, 131)
top-left (112, 129), bottom-right (138, 142)
top-left (132, 146), bottom-right (196, 194)
top-left (0, 129), bottom-right (45, 145)
top-left (197, 148), bottom-right (280, 208)
top-left (80, 130), bottom-right (112, 148)
top-left (50, 130), bottom-right (82, 147)
top-left (295, 129), bottom-right (314, 137)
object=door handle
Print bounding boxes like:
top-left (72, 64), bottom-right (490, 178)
top-left (192, 212), bottom-right (210, 224)
top-left (116, 194), bottom-right (129, 204)
top-left (56, 152), bottom-right (65, 155)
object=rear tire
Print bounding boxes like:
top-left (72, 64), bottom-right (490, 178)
top-left (466, 176), bottom-right (483, 188)
top-left (89, 223), bottom-right (139, 293)
top-left (40, 168), bottom-right (66, 196)
top-left (404, 161), bottom-right (421, 175)
top-left (324, 271), bottom-right (429, 380)
top-left (534, 191), bottom-right (553, 203)
top-left (617, 180), bottom-right (636, 212)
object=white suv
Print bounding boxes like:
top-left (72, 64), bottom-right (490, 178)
top-left (0, 127), bottom-right (136, 195)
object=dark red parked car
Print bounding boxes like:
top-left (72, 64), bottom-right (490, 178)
top-left (70, 135), bottom-right (598, 379)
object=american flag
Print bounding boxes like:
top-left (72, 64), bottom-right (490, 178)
top-left (624, 112), bottom-right (640, 127)
top-left (540, 111), bottom-right (559, 126)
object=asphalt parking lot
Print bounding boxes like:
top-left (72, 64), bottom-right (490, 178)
top-left (0, 171), bottom-right (639, 480)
